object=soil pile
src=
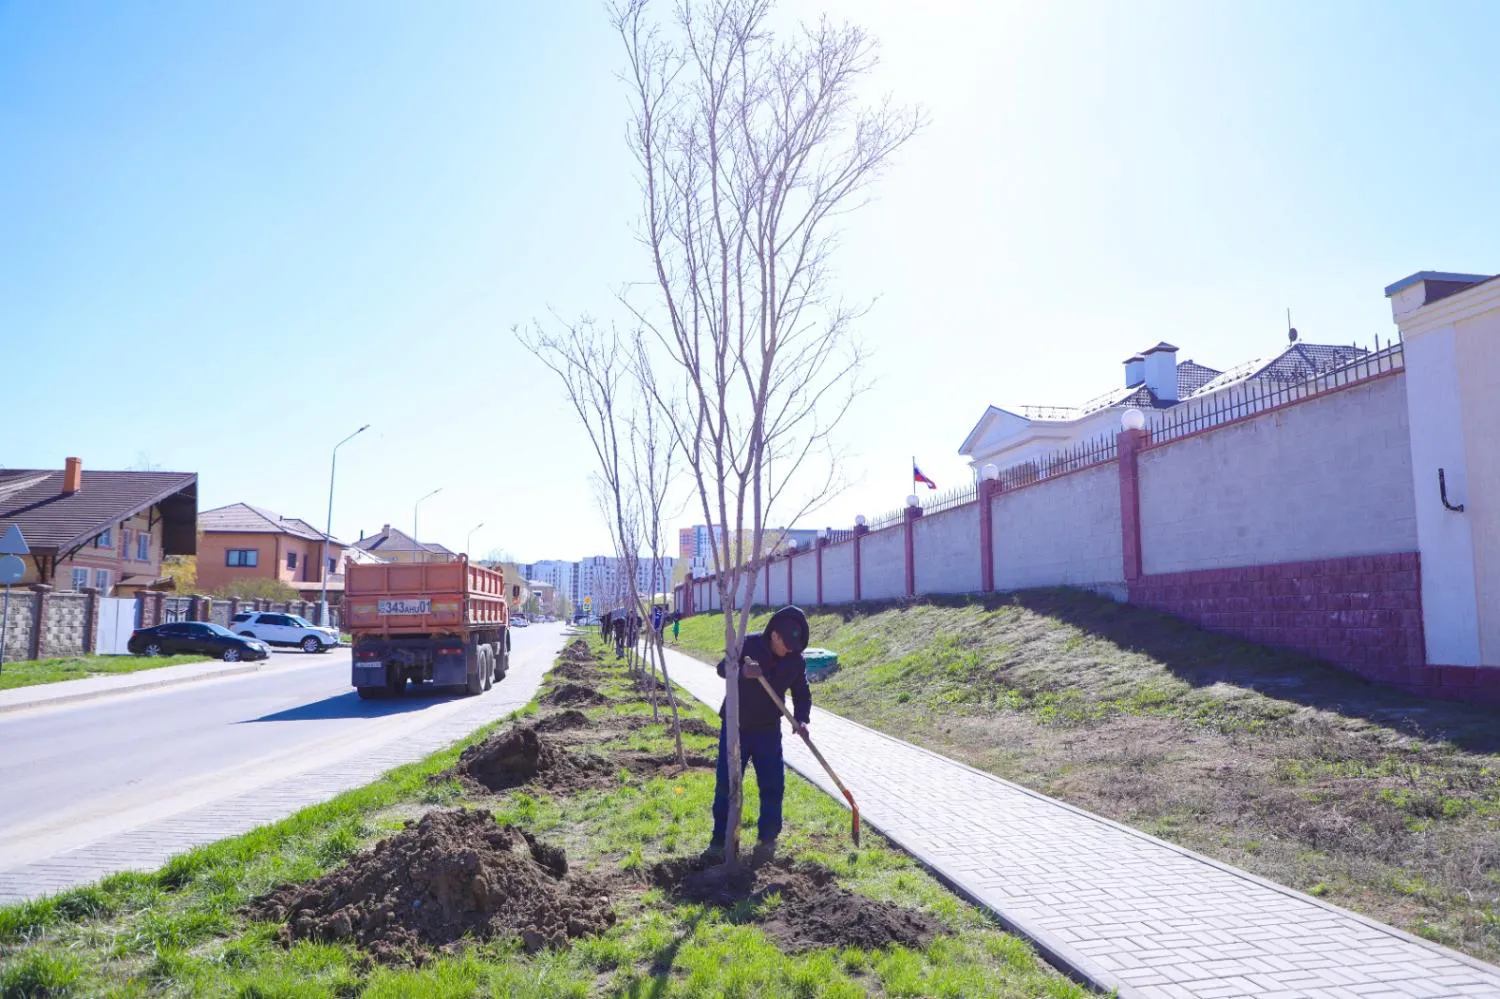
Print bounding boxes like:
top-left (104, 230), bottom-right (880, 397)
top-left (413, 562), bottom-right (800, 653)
top-left (534, 709), bottom-right (590, 733)
top-left (541, 683), bottom-right (609, 708)
top-left (449, 725), bottom-right (613, 793)
top-left (247, 810), bottom-right (614, 962)
top-left (675, 717), bottom-right (718, 738)
top-left (648, 856), bottom-right (944, 953)
top-left (560, 640), bottom-right (595, 662)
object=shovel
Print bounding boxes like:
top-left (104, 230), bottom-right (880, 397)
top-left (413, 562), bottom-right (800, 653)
top-left (752, 671), bottom-right (862, 847)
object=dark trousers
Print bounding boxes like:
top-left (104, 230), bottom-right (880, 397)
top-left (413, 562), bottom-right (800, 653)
top-left (711, 725), bottom-right (786, 845)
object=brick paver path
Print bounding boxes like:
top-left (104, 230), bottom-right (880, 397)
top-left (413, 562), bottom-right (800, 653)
top-left (662, 647), bottom-right (1500, 999)
top-left (0, 640), bottom-right (559, 905)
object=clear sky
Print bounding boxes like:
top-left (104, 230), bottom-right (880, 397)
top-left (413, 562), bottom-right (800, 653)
top-left (3, 0), bottom-right (1496, 563)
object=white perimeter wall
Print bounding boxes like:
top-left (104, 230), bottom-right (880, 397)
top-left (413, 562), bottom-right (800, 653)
top-left (992, 462), bottom-right (1124, 590)
top-left (860, 527), bottom-right (906, 601)
top-left (822, 541), bottom-right (855, 605)
top-left (766, 561), bottom-right (789, 606)
top-left (791, 550), bottom-right (818, 606)
top-left (1139, 374), bottom-right (1418, 575)
top-left (914, 505), bottom-right (983, 594)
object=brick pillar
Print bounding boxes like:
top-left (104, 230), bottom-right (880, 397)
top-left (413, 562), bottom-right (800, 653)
top-left (81, 586), bottom-right (100, 654)
top-left (816, 536), bottom-right (827, 606)
top-left (978, 478), bottom-right (998, 593)
top-left (787, 552), bottom-right (794, 605)
top-left (904, 506), bottom-right (923, 598)
top-left (29, 584), bottom-right (51, 660)
top-left (1117, 428), bottom-right (1150, 582)
top-left (229, 598), bottom-right (241, 624)
top-left (853, 524), bottom-right (868, 601)
top-left (135, 590), bottom-right (150, 629)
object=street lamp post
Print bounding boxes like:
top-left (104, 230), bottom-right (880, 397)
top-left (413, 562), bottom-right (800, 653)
top-left (321, 424), bottom-right (370, 621)
top-left (414, 487), bottom-right (443, 563)
top-left (466, 522), bottom-right (485, 557)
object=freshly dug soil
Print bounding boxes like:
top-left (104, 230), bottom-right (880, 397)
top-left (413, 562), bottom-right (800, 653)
top-left (553, 659), bottom-right (604, 682)
top-left (448, 725), bottom-right (614, 793)
top-left (560, 640), bottom-right (596, 662)
top-left (534, 709), bottom-right (591, 733)
top-left (541, 683), bottom-right (610, 708)
top-left (246, 809), bottom-right (614, 963)
top-left (675, 717), bottom-right (718, 738)
top-left (647, 856), bottom-right (945, 953)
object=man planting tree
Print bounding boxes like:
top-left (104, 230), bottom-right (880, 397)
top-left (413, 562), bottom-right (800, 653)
top-left (705, 606), bottom-right (812, 864)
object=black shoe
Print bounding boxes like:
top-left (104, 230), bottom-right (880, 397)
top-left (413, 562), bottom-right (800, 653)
top-left (700, 842), bottom-right (725, 863)
top-left (750, 838), bottom-right (778, 865)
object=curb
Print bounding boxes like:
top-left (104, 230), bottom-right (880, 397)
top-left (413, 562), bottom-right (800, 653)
top-left (0, 663), bottom-right (265, 715)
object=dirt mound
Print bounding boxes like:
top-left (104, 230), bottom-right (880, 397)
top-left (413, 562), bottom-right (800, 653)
top-left (560, 639), bottom-right (596, 662)
top-left (246, 809), bottom-right (614, 963)
top-left (553, 659), bottom-right (604, 682)
top-left (541, 683), bottom-right (609, 708)
top-left (616, 750), bottom-right (716, 773)
top-left (449, 725), bottom-right (613, 793)
top-left (675, 717), bottom-right (718, 738)
top-left (647, 856), bottom-right (944, 953)
top-left (534, 709), bottom-right (591, 733)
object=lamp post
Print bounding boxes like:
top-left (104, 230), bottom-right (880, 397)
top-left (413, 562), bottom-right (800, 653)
top-left (466, 522), bottom-right (484, 557)
top-left (413, 487), bottom-right (443, 563)
top-left (320, 424), bottom-right (369, 620)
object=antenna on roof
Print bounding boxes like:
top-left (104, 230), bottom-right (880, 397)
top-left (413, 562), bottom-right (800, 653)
top-left (1286, 308), bottom-right (1297, 344)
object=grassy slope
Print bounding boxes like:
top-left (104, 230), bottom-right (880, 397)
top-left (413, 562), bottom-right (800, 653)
top-left (0, 633), bottom-right (1085, 999)
top-left (0, 654), bottom-right (210, 691)
top-left (675, 592), bottom-right (1500, 963)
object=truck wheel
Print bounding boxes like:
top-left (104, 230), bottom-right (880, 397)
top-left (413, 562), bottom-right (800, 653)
top-left (385, 669), bottom-right (406, 697)
top-left (493, 644), bottom-right (507, 682)
top-left (465, 649), bottom-right (484, 696)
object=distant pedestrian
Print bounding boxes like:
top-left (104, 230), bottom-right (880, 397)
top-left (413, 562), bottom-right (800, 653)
top-left (613, 614), bottom-right (627, 659)
top-left (671, 612), bottom-right (681, 644)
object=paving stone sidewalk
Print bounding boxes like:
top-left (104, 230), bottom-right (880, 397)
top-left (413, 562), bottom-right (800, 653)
top-left (662, 646), bottom-right (1500, 999)
top-left (0, 647), bottom-right (557, 905)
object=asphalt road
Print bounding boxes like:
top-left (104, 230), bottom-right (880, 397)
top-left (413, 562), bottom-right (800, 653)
top-left (0, 624), bottom-right (565, 891)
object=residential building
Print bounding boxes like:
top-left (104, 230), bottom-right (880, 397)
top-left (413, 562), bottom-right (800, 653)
top-left (352, 524), bottom-right (456, 564)
top-left (197, 503), bottom-right (346, 599)
top-left (0, 458), bottom-right (197, 596)
top-left (526, 580), bottom-right (558, 617)
top-left (520, 559), bottom-right (576, 604)
top-left (959, 335), bottom-right (1371, 478)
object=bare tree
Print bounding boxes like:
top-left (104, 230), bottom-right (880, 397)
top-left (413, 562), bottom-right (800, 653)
top-left (613, 0), bottom-right (920, 869)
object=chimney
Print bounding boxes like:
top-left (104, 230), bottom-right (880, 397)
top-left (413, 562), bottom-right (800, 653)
top-left (62, 457), bottom-right (82, 495)
top-left (1123, 354), bottom-right (1145, 388)
top-left (382, 523), bottom-right (390, 535)
top-left (1141, 342), bottom-right (1179, 402)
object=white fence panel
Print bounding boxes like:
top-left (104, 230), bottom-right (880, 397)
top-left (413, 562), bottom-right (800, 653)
top-left (96, 597), bottom-right (137, 655)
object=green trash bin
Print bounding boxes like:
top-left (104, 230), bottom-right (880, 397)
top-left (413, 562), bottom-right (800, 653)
top-left (804, 647), bottom-right (839, 681)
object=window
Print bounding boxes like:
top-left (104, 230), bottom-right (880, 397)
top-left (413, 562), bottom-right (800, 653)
top-left (96, 528), bottom-right (112, 548)
top-left (226, 549), bottom-right (259, 567)
top-left (95, 569), bottom-right (110, 592)
top-left (287, 552), bottom-right (298, 570)
top-left (71, 568), bottom-right (89, 590)
top-left (328, 557), bottom-right (336, 574)
top-left (136, 533), bottom-right (149, 561)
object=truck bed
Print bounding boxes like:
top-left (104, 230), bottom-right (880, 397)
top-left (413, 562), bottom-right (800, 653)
top-left (345, 559), bottom-right (508, 636)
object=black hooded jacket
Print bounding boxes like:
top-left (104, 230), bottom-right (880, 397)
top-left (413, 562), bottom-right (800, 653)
top-left (717, 606), bottom-right (812, 733)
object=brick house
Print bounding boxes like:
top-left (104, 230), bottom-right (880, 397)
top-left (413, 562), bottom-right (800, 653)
top-left (0, 458), bottom-right (198, 596)
top-left (197, 503), bottom-right (346, 600)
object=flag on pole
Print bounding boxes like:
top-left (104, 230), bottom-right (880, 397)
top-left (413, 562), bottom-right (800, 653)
top-left (913, 463), bottom-right (937, 490)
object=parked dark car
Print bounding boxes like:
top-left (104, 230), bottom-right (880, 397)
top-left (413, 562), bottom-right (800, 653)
top-left (127, 622), bottom-right (272, 662)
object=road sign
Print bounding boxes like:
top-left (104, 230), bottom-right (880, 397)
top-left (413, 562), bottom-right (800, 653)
top-left (0, 555), bottom-right (23, 585)
top-left (0, 525), bottom-right (28, 556)
top-left (583, 596), bottom-right (593, 611)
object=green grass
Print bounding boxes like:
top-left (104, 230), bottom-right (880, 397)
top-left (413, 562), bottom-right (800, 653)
top-left (676, 593), bottom-right (1500, 964)
top-left (0, 631), bottom-right (1085, 998)
top-left (0, 653), bottom-right (209, 691)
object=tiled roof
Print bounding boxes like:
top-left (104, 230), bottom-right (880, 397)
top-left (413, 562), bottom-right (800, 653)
top-left (1190, 343), bottom-right (1371, 397)
top-left (0, 470), bottom-right (198, 555)
top-left (355, 525), bottom-right (434, 554)
top-left (199, 503), bottom-right (340, 544)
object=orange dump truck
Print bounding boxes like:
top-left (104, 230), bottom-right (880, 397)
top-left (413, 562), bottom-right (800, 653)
top-left (344, 558), bottom-right (510, 700)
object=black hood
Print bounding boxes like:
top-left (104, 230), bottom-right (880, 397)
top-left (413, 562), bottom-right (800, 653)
top-left (763, 605), bottom-right (810, 655)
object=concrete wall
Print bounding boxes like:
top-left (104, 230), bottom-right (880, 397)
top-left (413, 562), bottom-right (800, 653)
top-left (913, 505), bottom-right (982, 595)
top-left (766, 559), bottom-right (789, 606)
top-left (1139, 375), bottom-right (1417, 576)
top-left (1, 588), bottom-right (36, 660)
top-left (822, 540), bottom-right (855, 605)
top-left (993, 462), bottom-right (1124, 590)
top-left (1456, 308), bottom-right (1500, 664)
top-left (860, 526), bottom-right (906, 601)
top-left (791, 550), bottom-right (818, 605)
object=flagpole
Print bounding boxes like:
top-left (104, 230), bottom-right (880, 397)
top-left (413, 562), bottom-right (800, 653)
top-left (912, 455), bottom-right (916, 496)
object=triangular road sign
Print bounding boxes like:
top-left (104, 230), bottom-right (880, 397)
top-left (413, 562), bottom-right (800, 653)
top-left (0, 525), bottom-right (30, 555)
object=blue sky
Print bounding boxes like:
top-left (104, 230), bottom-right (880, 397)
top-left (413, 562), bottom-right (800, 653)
top-left (3, 0), bottom-right (1496, 562)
